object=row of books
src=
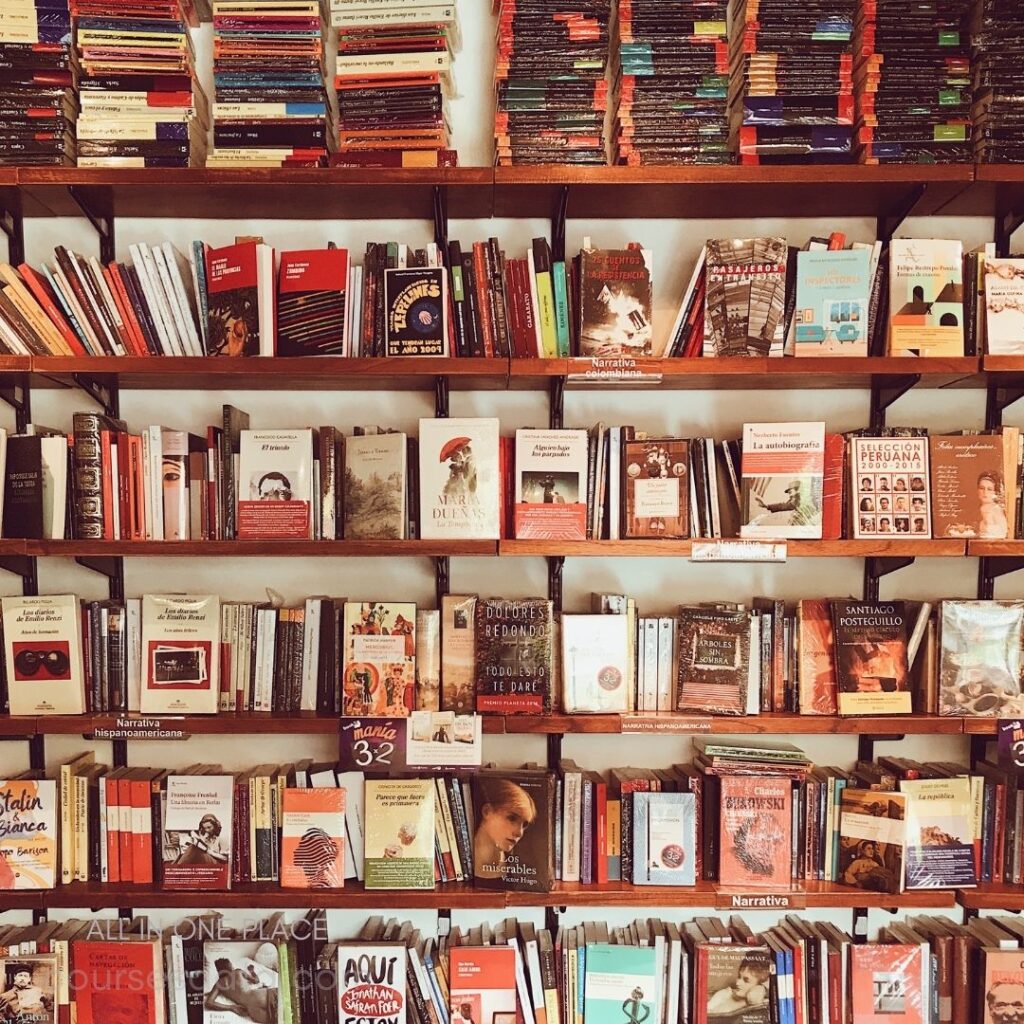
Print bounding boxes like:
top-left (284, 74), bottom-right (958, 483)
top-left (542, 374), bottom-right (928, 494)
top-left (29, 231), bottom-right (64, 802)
top-left (6, 907), bottom-right (1018, 1024)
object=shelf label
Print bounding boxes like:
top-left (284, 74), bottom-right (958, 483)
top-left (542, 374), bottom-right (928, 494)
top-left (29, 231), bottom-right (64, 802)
top-left (622, 716), bottom-right (713, 734)
top-left (998, 719), bottom-right (1024, 771)
top-left (340, 712), bottom-right (483, 772)
top-left (90, 717), bottom-right (190, 741)
top-left (691, 540), bottom-right (787, 562)
top-left (568, 358), bottom-right (662, 385)
top-left (715, 890), bottom-right (807, 911)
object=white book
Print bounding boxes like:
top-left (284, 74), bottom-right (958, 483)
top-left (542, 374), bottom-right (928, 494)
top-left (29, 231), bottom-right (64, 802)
top-left (300, 597), bottom-right (320, 712)
top-left (109, 439), bottom-right (121, 539)
top-left (132, 243), bottom-right (182, 355)
top-left (139, 594), bottom-right (221, 714)
top-left (561, 614), bottom-right (630, 713)
top-left (656, 617), bottom-right (674, 713)
top-left (151, 244), bottom-right (194, 357)
top-left (509, 939), bottom-right (537, 1024)
top-left (513, 427), bottom-right (588, 541)
top-left (39, 435), bottom-right (66, 540)
top-left (257, 243), bottom-right (275, 356)
top-left (126, 597), bottom-right (142, 711)
top-left (237, 428), bottom-right (314, 539)
top-left (336, 769), bottom-right (365, 881)
top-left (2, 594), bottom-right (85, 715)
top-left (48, 261), bottom-right (102, 355)
top-left (146, 424), bottom-right (165, 540)
top-left (608, 426), bottom-right (621, 540)
top-left (68, 252), bottom-right (120, 355)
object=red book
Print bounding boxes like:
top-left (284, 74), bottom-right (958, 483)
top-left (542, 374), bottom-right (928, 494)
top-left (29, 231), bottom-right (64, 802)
top-left (472, 241), bottom-right (496, 357)
top-left (99, 430), bottom-right (114, 539)
top-left (117, 772), bottom-right (134, 882)
top-left (131, 769), bottom-right (156, 884)
top-left (850, 944), bottom-right (926, 1024)
top-left (717, 775), bottom-right (792, 888)
top-left (17, 263), bottom-right (87, 356)
top-left (821, 432), bottom-right (845, 540)
top-left (593, 774), bottom-right (608, 884)
top-left (72, 938), bottom-right (163, 1024)
top-left (106, 264), bottom-right (149, 357)
top-left (276, 247), bottom-right (348, 357)
top-left (204, 241), bottom-right (262, 357)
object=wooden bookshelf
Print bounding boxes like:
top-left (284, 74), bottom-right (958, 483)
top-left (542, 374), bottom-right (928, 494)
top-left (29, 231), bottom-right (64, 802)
top-left (28, 539), bottom-right (496, 557)
top-left (968, 540), bottom-right (1024, 557)
top-left (957, 884), bottom-right (1024, 911)
top-left (498, 539), bottom-right (967, 557)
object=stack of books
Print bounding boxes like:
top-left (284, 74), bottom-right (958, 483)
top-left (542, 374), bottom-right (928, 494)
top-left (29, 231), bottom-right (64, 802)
top-left (208, 0), bottom-right (332, 167)
top-left (610, 0), bottom-right (730, 165)
top-left (854, 0), bottom-right (973, 163)
top-left (71, 0), bottom-right (208, 167)
top-left (0, 0), bottom-right (76, 165)
top-left (330, 1), bottom-right (459, 168)
top-left (494, 0), bottom-right (611, 165)
top-left (729, 0), bottom-right (856, 163)
top-left (971, 0), bottom-right (1024, 163)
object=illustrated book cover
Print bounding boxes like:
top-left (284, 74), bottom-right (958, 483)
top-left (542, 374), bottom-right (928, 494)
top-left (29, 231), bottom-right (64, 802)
top-left (929, 433), bottom-right (1009, 539)
top-left (888, 238), bottom-right (964, 357)
top-left (73, 941), bottom-right (162, 1024)
top-left (475, 598), bottom-right (554, 715)
top-left (852, 435), bottom-right (932, 540)
top-left (277, 247), bottom-right (348, 357)
top-left (441, 594), bottom-right (476, 713)
top-left (202, 941), bottom-right (280, 1024)
top-left (717, 776), bottom-right (792, 888)
top-left (577, 247), bottom-right (654, 357)
top-left (696, 943), bottom-right (773, 1024)
top-left (363, 778), bottom-right (434, 890)
top-left (796, 598), bottom-right (838, 716)
top-left (849, 944), bottom-right (926, 1024)
top-left (622, 438), bottom-right (690, 539)
top-left (204, 240), bottom-right (273, 357)
top-left (794, 248), bottom-right (871, 356)
top-left (831, 600), bottom-right (912, 715)
top-left (384, 267), bottom-right (447, 357)
top-left (343, 432), bottom-right (407, 541)
top-left (582, 944), bottom-right (658, 1024)
top-left (237, 429), bottom-right (314, 540)
top-left (838, 789), bottom-right (906, 894)
top-left (341, 601), bottom-right (416, 717)
top-left (632, 790), bottom-right (697, 886)
top-left (280, 787), bottom-right (345, 889)
top-left (0, 778), bottom-right (57, 889)
top-left (513, 428), bottom-right (588, 540)
top-left (161, 774), bottom-right (233, 891)
top-left (449, 946), bottom-right (518, 1024)
top-left (337, 944), bottom-right (406, 1024)
top-left (984, 257), bottom-right (1024, 355)
top-left (676, 607), bottom-right (750, 716)
top-left (900, 777), bottom-right (976, 889)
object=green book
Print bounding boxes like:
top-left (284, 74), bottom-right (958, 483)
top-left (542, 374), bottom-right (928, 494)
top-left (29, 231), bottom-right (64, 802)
top-left (552, 260), bottom-right (571, 356)
top-left (583, 944), bottom-right (658, 1024)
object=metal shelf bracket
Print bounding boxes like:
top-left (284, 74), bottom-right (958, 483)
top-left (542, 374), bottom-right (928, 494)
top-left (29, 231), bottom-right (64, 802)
top-left (433, 185), bottom-right (448, 253)
top-left (0, 202), bottom-right (24, 267)
top-left (858, 733), bottom-right (904, 763)
top-left (548, 555), bottom-right (565, 615)
top-left (549, 376), bottom-right (565, 430)
top-left (435, 374), bottom-right (449, 418)
top-left (75, 555), bottom-right (125, 601)
top-left (434, 555), bottom-right (450, 609)
top-left (863, 556), bottom-right (914, 602)
top-left (997, 207), bottom-right (1024, 258)
top-left (985, 382), bottom-right (1024, 430)
top-left (978, 556), bottom-right (1024, 600)
top-left (551, 185), bottom-right (570, 263)
top-left (72, 373), bottom-right (119, 418)
top-left (0, 554), bottom-right (37, 596)
top-left (876, 184), bottom-right (927, 243)
top-left (0, 373), bottom-right (31, 433)
top-left (67, 186), bottom-right (115, 264)
top-left (869, 374), bottom-right (920, 432)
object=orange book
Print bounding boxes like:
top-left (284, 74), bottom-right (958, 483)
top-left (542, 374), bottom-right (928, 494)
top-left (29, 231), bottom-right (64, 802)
top-left (850, 944), bottom-right (926, 1023)
top-left (17, 263), bottom-right (87, 356)
top-left (104, 769), bottom-right (121, 883)
top-left (130, 768), bottom-right (158, 885)
top-left (104, 264), bottom-right (146, 357)
top-left (717, 775), bottom-right (792, 888)
top-left (117, 770), bottom-right (134, 882)
top-left (280, 787), bottom-right (345, 888)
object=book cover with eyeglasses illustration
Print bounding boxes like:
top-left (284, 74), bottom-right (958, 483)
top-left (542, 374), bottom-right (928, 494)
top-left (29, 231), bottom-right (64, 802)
top-left (1, 594), bottom-right (85, 715)
top-left (237, 429), bottom-right (314, 540)
top-left (139, 594), bottom-right (221, 715)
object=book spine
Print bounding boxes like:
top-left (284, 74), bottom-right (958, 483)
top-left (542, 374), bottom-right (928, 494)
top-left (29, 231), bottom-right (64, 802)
top-left (472, 242), bottom-right (495, 358)
top-left (72, 412), bottom-right (108, 539)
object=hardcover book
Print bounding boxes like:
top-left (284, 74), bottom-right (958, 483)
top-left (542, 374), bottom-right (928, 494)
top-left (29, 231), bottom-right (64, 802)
top-left (449, 946), bottom-right (518, 1024)
top-left (384, 267), bottom-right (447, 357)
top-left (577, 247), bottom-right (654, 357)
top-left (849, 944), bottom-right (925, 1024)
top-left (718, 776), bottom-right (792, 888)
top-left (676, 607), bottom-right (750, 716)
top-left (831, 600), bottom-right (911, 716)
top-left (583, 944), bottom-right (658, 1024)
top-left (513, 428), bottom-right (588, 540)
top-left (697, 944), bottom-right (772, 1023)
top-left (852, 435), bottom-right (932, 539)
top-left (740, 421), bottom-right (825, 539)
top-left (929, 434), bottom-right (1009, 539)
top-left (938, 600), bottom-right (1024, 717)
top-left (622, 438), bottom-right (690, 539)
top-left (363, 779), bottom-right (434, 890)
top-left (472, 768), bottom-right (555, 893)
top-left (704, 237), bottom-right (788, 356)
top-left (277, 247), bottom-right (348, 356)
top-left (0, 779), bottom-right (57, 889)
top-left (984, 258), bottom-right (1024, 355)
top-left (343, 432), bottom-right (407, 540)
top-left (632, 791), bottom-right (696, 886)
top-left (202, 941), bottom-right (280, 1024)
top-left (888, 238), bottom-right (964, 357)
top-left (561, 613), bottom-right (631, 713)
top-left (237, 429), bottom-right (314, 540)
top-left (139, 594), bottom-right (221, 715)
top-left (474, 598), bottom-right (554, 715)
top-left (162, 774), bottom-right (233, 891)
top-left (838, 789), bottom-right (906, 894)
top-left (900, 777), bottom-right (976, 889)
top-left (337, 944), bottom-right (406, 1024)
top-left (73, 940), bottom-right (162, 1024)
top-left (0, 953), bottom-right (57, 1024)
top-left (205, 240), bottom-right (273, 357)
top-left (796, 599), bottom-right (838, 716)
top-left (280, 787), bottom-right (345, 889)
top-left (341, 601), bottom-right (416, 717)
top-left (794, 248), bottom-right (871, 356)
top-left (441, 594), bottom-right (476, 713)
top-left (1, 594), bottom-right (85, 716)
top-left (418, 417), bottom-right (500, 540)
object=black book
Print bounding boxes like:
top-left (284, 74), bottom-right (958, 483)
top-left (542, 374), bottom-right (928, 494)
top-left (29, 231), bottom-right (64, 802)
top-left (2, 434), bottom-right (44, 538)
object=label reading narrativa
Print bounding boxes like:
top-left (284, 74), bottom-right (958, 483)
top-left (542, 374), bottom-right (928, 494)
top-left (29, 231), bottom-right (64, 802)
top-left (91, 717), bottom-right (190, 741)
top-left (715, 890), bottom-right (806, 911)
top-left (568, 358), bottom-right (663, 384)
top-left (691, 540), bottom-right (787, 562)
top-left (622, 716), bottom-right (714, 734)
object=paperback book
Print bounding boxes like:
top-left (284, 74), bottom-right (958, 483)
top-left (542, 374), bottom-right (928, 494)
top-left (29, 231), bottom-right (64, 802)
top-left (161, 774), bottom-right (233, 890)
top-left (838, 789), bottom-right (906, 894)
top-left (448, 946), bottom-right (518, 1024)
top-left (0, 953), bottom-right (56, 1024)
top-left (384, 267), bottom-right (447, 357)
top-left (513, 428), bottom-right (588, 540)
top-left (343, 432), bottom-right (407, 540)
top-left (888, 238), bottom-right (964, 357)
top-left (561, 613), bottom-right (631, 713)
top-left (202, 941), bottom-right (280, 1024)
top-left (900, 777), bottom-right (976, 889)
top-left (718, 776), bottom-right (792, 888)
top-left (831, 600), bottom-right (912, 715)
top-left (849, 944), bottom-right (926, 1024)
top-left (583, 944), bottom-right (658, 1024)
top-left (697, 944), bottom-right (773, 1024)
top-left (337, 945), bottom-right (406, 1024)
top-left (794, 249), bottom-right (871, 356)
top-left (984, 257), bottom-right (1024, 355)
top-left (441, 594), bottom-right (476, 712)
top-left (363, 779), bottom-right (434, 890)
top-left (632, 791), bottom-right (696, 886)
top-left (929, 434), bottom-right (1009, 539)
top-left (852, 436), bottom-right (932, 539)
top-left (796, 599), bottom-right (838, 716)
top-left (73, 941), bottom-right (162, 1024)
top-left (236, 429), bottom-right (314, 539)
top-left (280, 787), bottom-right (345, 889)
top-left (475, 598), bottom-right (554, 715)
top-left (341, 602), bottom-right (416, 717)
top-left (577, 247), bottom-right (654, 357)
top-left (676, 607), bottom-right (750, 715)
top-left (277, 248), bottom-right (348, 356)
top-left (622, 438), bottom-right (690, 539)
top-left (205, 240), bottom-right (274, 357)
top-left (0, 778), bottom-right (57, 889)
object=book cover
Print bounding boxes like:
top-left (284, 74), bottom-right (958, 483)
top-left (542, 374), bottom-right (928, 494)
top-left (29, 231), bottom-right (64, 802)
top-left (474, 598), bottom-right (554, 715)
top-left (982, 949), bottom-right (1024, 1024)
top-left (831, 600), bottom-right (911, 715)
top-left (161, 774), bottom-right (233, 891)
top-left (3, 434), bottom-right (44, 539)
top-left (676, 607), bottom-right (750, 715)
top-left (337, 944), bottom-right (406, 1024)
top-left (237, 429), bottom-right (314, 540)
top-left (341, 601), bottom-right (416, 717)
top-left (984, 258), bottom-right (1024, 356)
top-left (277, 248), bottom-right (348, 356)
top-left (561, 613), bottom-right (631, 713)
top-left (852, 436), bottom-right (932, 540)
top-left (577, 247), bottom-right (654, 357)
top-left (384, 267), bottom-right (447, 357)
top-left (794, 249), bottom-right (871, 356)
top-left (139, 594), bottom-right (221, 715)
top-left (900, 777), bottom-right (976, 889)
top-left (202, 941), bottom-right (279, 1024)
top-left (740, 421), bottom-right (825, 539)
top-left (343, 432), bottom-right (407, 540)
top-left (205, 241), bottom-right (262, 357)
top-left (73, 940), bottom-right (163, 1024)
top-left (704, 237), bottom-right (788, 356)
top-left (513, 428), bottom-right (588, 540)
top-left (0, 953), bottom-right (57, 1024)
top-left (796, 599), bottom-right (838, 716)
top-left (888, 238), bottom-right (964, 357)
top-left (632, 791), bottom-right (696, 886)
top-left (622, 438), bottom-right (690, 539)
top-left (1, 594), bottom-right (85, 716)
top-left (449, 947), bottom-right (517, 1024)
top-left (718, 776), bottom-right (792, 888)
top-left (363, 778), bottom-right (434, 890)
top-left (929, 434), bottom-right (1009, 539)
top-left (582, 944), bottom-right (658, 1024)
top-left (849, 944), bottom-right (925, 1024)
top-left (441, 594), bottom-right (476, 713)
top-left (838, 789), bottom-right (906, 894)
top-left (418, 418), bottom-right (500, 540)
top-left (280, 787), bottom-right (345, 889)
top-left (939, 600), bottom-right (1024, 717)
top-left (698, 944), bottom-right (772, 1023)
top-left (472, 768), bottom-right (555, 893)
top-left (0, 779), bottom-right (57, 890)
top-left (415, 609), bottom-right (440, 711)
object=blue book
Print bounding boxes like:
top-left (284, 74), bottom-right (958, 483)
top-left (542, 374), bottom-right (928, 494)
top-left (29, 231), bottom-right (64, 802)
top-left (583, 944), bottom-right (657, 1024)
top-left (631, 791), bottom-right (696, 886)
top-left (794, 249), bottom-right (871, 356)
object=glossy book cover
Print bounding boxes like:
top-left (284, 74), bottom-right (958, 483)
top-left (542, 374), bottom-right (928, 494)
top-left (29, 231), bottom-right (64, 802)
top-left (717, 776), bottom-right (791, 888)
top-left (0, 779), bottom-right (57, 889)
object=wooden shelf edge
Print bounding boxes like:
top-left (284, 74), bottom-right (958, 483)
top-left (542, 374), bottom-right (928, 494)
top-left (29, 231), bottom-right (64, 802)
top-left (27, 540), bottom-right (497, 557)
top-left (498, 540), bottom-right (967, 557)
top-left (957, 885), bottom-right (1024, 910)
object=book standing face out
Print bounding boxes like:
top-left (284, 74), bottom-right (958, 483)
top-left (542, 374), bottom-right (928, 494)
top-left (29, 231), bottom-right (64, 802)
top-left (838, 789), bottom-right (906, 895)
top-left (849, 944), bottom-right (926, 1024)
top-left (577, 247), bottom-right (654, 357)
top-left (363, 779), bottom-right (434, 890)
top-left (794, 248), bottom-right (871, 356)
top-left (343, 432), bottom-right (407, 540)
top-left (717, 776), bottom-right (792, 888)
top-left (237, 429), bottom-right (314, 540)
top-left (622, 438), bottom-right (689, 539)
top-left (831, 600), bottom-right (911, 715)
top-left (852, 436), bottom-right (932, 540)
top-left (441, 594), bottom-right (476, 712)
top-left (280, 787), bottom-right (346, 889)
top-left (0, 779), bottom-right (57, 889)
top-left (449, 946), bottom-right (518, 1024)
top-left (632, 791), bottom-right (696, 886)
top-left (984, 257), bottom-right (1024, 355)
top-left (676, 607), bottom-right (750, 715)
top-left (583, 944), bottom-right (658, 1024)
top-left (341, 601), bottom-right (416, 717)
top-left (888, 238), bottom-right (964, 357)
top-left (384, 267), bottom-right (448, 356)
top-left (203, 941), bottom-right (280, 1024)
top-left (474, 598), bottom-right (554, 714)
top-left (513, 428), bottom-right (588, 540)
top-left (900, 777), bottom-right (976, 889)
top-left (337, 944), bottom-right (407, 1024)
top-left (561, 613), bottom-right (631, 713)
top-left (929, 434), bottom-right (1009, 540)
top-left (161, 774), bottom-right (233, 890)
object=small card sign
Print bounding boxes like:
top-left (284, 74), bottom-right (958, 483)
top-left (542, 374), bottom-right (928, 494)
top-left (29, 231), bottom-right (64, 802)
top-left (90, 717), bottom-right (190, 741)
top-left (340, 718), bottom-right (408, 772)
top-left (568, 357), bottom-right (662, 385)
top-left (998, 719), bottom-right (1024, 770)
top-left (622, 716), bottom-right (714, 734)
top-left (340, 712), bottom-right (483, 772)
top-left (714, 890), bottom-right (807, 911)
top-left (691, 540), bottom-right (787, 563)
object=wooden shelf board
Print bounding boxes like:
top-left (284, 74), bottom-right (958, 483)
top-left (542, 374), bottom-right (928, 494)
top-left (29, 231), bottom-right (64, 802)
top-left (0, 716), bottom-right (35, 738)
top-left (40, 711), bottom-right (342, 735)
top-left (29, 540), bottom-right (496, 557)
top-left (957, 884), bottom-right (1024, 911)
top-left (983, 356), bottom-right (1024, 375)
top-left (968, 540), bottom-right (1024, 557)
top-left (961, 719), bottom-right (999, 735)
top-left (498, 539), bottom-right (965, 557)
